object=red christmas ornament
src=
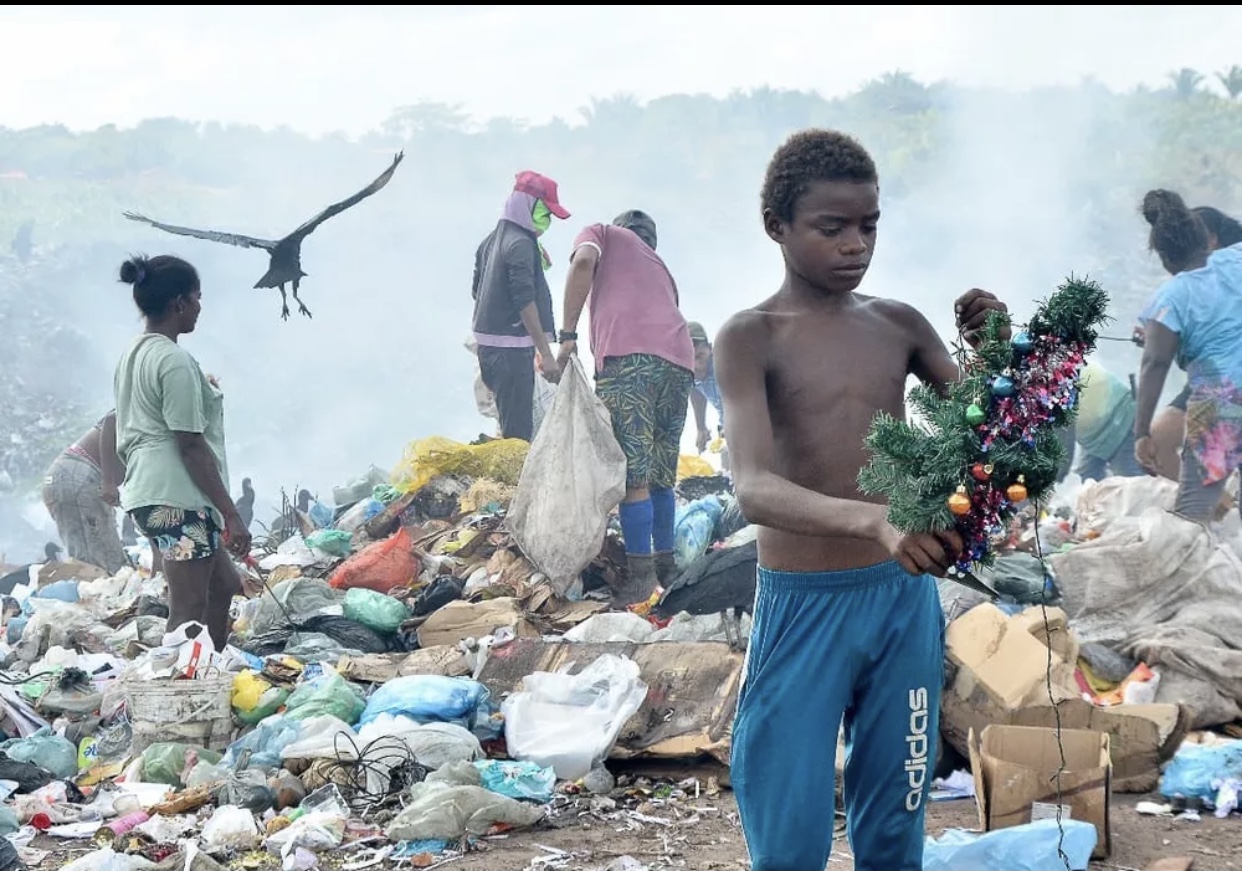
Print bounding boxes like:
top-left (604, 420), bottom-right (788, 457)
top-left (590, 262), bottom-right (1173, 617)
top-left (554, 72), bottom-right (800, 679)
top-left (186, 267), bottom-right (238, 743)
top-left (970, 463), bottom-right (992, 482)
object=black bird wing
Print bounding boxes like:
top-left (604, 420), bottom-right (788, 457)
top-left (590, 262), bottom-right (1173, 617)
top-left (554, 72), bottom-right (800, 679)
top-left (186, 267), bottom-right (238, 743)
top-left (123, 212), bottom-right (277, 251)
top-left (285, 151), bottom-right (404, 242)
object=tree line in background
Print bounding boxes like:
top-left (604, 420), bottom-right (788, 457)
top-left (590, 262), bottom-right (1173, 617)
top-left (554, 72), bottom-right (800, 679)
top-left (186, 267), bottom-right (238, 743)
top-left (2, 67), bottom-right (1241, 231)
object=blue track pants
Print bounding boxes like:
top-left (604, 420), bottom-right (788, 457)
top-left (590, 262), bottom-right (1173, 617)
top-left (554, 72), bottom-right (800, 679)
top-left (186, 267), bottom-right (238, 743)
top-left (731, 560), bottom-right (945, 871)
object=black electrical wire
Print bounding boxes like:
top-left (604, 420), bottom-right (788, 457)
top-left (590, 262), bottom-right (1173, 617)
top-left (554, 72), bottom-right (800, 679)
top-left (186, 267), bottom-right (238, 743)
top-left (311, 730), bottom-right (427, 814)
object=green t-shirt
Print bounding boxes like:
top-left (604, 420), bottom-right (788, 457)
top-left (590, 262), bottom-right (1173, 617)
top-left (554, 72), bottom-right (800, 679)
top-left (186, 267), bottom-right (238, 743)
top-left (114, 334), bottom-right (230, 525)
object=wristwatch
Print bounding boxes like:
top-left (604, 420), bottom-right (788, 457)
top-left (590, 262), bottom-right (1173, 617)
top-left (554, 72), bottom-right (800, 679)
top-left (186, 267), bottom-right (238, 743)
top-left (558, 330), bottom-right (578, 344)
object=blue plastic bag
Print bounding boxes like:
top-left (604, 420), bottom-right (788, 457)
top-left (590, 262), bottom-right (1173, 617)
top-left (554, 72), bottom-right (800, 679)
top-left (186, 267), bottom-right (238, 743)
top-left (1160, 738), bottom-right (1242, 801)
top-left (922, 819), bottom-right (1097, 870)
top-left (32, 580), bottom-right (79, 603)
top-left (309, 501), bottom-right (335, 529)
top-left (359, 675), bottom-right (491, 731)
top-left (222, 714), bottom-right (303, 772)
top-left (6, 616), bottom-right (27, 644)
top-left (674, 497), bottom-right (725, 570)
top-left (475, 759), bottom-right (556, 802)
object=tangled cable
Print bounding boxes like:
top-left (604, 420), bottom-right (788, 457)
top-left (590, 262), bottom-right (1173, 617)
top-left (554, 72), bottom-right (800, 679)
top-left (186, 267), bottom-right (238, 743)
top-left (313, 730), bottom-right (427, 814)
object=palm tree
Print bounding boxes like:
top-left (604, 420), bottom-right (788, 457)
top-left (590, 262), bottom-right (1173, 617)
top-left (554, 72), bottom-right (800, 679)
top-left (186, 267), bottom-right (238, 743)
top-left (1217, 65), bottom-right (1242, 100)
top-left (1168, 68), bottom-right (1205, 99)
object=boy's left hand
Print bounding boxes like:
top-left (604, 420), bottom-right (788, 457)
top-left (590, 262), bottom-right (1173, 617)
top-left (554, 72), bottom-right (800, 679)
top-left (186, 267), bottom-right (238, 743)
top-left (955, 289), bottom-right (1010, 346)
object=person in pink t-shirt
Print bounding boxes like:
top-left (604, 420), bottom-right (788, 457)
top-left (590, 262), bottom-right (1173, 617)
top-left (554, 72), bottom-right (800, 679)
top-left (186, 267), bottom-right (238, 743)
top-left (557, 210), bottom-right (695, 605)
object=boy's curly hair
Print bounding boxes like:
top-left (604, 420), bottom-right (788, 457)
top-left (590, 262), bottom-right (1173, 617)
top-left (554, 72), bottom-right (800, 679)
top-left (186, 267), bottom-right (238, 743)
top-left (761, 129), bottom-right (878, 223)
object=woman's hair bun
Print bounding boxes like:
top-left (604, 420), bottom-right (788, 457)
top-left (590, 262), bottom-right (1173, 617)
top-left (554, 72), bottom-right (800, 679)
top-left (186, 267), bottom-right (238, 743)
top-left (1141, 189), bottom-right (1188, 227)
top-left (118, 257), bottom-right (147, 286)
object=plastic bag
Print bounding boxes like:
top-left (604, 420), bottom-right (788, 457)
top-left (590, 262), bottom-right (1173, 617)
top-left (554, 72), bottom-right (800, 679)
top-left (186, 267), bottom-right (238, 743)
top-left (201, 804), bottom-right (261, 851)
top-left (359, 675), bottom-right (490, 729)
top-left (245, 577), bottom-right (343, 639)
top-left (502, 653), bottom-right (648, 780)
top-left (674, 496), bottom-right (724, 570)
top-left (507, 357), bottom-right (627, 595)
top-left (223, 715), bottom-right (303, 772)
top-left (232, 671), bottom-right (290, 726)
top-left (328, 527), bottom-right (418, 594)
top-left (139, 743), bottom-right (221, 787)
top-left (284, 673), bottom-right (367, 725)
top-left (0, 728), bottom-right (78, 780)
top-left (1160, 738), bottom-right (1242, 800)
top-left (391, 436), bottom-right (529, 495)
top-left (475, 759), bottom-right (555, 802)
top-left (532, 374), bottom-right (556, 440)
top-left (304, 530), bottom-right (352, 558)
top-left (922, 818), bottom-right (1096, 870)
top-left (342, 588), bottom-right (410, 635)
top-left (676, 455), bottom-right (714, 481)
top-left (384, 781), bottom-right (544, 841)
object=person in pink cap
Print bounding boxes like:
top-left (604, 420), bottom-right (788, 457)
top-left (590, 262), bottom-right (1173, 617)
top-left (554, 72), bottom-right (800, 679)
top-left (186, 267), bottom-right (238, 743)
top-left (470, 171), bottom-right (571, 442)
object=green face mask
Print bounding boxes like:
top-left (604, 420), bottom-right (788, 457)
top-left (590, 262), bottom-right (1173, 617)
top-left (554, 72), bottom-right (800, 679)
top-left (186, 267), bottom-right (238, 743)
top-left (531, 199), bottom-right (552, 235)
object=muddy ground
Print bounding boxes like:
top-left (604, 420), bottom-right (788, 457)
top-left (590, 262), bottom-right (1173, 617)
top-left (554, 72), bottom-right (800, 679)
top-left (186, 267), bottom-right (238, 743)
top-left (446, 785), bottom-right (1239, 871)
top-left (33, 762), bottom-right (1241, 870)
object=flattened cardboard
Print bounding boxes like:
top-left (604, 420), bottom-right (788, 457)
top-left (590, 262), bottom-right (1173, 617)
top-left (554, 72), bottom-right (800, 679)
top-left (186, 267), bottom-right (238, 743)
top-left (416, 597), bottom-right (539, 649)
top-left (969, 724), bottom-right (1112, 859)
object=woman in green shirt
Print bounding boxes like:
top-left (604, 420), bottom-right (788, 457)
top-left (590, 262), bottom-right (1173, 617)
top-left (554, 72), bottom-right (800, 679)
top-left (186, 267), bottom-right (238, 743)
top-left (113, 254), bottom-right (251, 649)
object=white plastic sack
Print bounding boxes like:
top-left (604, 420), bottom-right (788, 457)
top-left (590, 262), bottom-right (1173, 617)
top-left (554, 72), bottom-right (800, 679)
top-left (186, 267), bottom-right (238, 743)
top-left (501, 653), bottom-right (648, 781)
top-left (465, 337), bottom-right (500, 422)
top-left (507, 356), bottom-right (627, 595)
top-left (1074, 475), bottom-right (1177, 536)
top-left (1050, 508), bottom-right (1242, 727)
top-left (532, 374), bottom-right (556, 439)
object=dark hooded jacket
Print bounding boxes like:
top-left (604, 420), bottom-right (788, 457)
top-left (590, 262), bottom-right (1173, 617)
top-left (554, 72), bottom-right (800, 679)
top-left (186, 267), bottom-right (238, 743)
top-left (471, 220), bottom-right (555, 347)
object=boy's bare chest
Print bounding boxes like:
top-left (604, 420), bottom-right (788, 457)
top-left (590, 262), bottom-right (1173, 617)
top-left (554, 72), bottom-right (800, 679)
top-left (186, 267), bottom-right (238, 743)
top-left (767, 317), bottom-right (913, 414)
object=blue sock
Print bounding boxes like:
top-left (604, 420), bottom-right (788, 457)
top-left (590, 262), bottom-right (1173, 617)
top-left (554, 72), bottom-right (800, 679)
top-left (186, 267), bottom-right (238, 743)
top-left (618, 499), bottom-right (654, 555)
top-left (650, 487), bottom-right (676, 553)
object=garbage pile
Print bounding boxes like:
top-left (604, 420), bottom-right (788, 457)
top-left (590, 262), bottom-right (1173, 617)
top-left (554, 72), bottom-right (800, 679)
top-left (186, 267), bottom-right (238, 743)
top-left (1, 431), bottom-right (1241, 869)
top-left (0, 435), bottom-right (753, 870)
top-left (920, 470), bottom-right (1242, 864)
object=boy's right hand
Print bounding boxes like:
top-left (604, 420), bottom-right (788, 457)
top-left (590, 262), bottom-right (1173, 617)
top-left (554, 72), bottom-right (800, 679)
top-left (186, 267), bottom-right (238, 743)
top-left (879, 523), bottom-right (964, 577)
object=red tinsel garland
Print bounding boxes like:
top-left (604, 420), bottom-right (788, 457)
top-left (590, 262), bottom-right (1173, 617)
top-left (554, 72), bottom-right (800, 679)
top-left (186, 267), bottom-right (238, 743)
top-left (953, 334), bottom-right (1089, 571)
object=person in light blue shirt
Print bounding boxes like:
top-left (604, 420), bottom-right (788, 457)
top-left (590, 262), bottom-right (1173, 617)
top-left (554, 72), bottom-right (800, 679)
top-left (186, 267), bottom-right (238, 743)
top-left (688, 322), bottom-right (724, 448)
top-left (1135, 189), bottom-right (1242, 521)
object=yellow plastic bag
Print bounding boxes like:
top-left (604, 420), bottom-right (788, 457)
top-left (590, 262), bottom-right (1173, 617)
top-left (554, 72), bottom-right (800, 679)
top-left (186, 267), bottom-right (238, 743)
top-left (391, 436), bottom-right (530, 495)
top-left (232, 670), bottom-right (289, 725)
top-left (677, 454), bottom-right (715, 481)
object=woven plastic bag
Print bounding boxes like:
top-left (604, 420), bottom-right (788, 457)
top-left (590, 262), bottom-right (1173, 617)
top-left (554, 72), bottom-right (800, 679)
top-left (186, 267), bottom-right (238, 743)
top-left (328, 527), bottom-right (417, 594)
top-left (507, 357), bottom-right (626, 595)
top-left (391, 436), bottom-right (529, 495)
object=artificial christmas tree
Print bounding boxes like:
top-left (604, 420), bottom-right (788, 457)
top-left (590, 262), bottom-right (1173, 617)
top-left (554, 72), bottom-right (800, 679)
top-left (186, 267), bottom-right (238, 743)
top-left (858, 276), bottom-right (1110, 576)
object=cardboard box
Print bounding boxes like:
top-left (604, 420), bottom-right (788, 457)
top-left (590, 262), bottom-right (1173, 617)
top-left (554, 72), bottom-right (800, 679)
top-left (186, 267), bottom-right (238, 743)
top-left (969, 725), bottom-right (1112, 859)
top-left (943, 602), bottom-right (1189, 793)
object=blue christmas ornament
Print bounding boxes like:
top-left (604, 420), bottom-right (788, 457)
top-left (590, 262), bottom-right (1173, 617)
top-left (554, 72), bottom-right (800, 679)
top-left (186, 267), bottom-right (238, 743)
top-left (1012, 331), bottom-right (1034, 354)
top-left (990, 374), bottom-right (1016, 397)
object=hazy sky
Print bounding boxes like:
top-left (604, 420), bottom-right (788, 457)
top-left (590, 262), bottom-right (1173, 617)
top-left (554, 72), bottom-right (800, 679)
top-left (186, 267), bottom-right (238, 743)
top-left (6, 5), bottom-right (1241, 136)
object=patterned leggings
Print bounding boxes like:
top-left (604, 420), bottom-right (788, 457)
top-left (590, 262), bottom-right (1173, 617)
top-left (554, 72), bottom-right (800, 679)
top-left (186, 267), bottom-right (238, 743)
top-left (596, 353), bottom-right (694, 490)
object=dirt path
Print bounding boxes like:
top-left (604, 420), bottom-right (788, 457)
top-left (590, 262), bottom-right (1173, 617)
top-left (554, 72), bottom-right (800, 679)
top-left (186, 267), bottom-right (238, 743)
top-left (32, 767), bottom-right (1242, 870)
top-left (446, 779), bottom-right (1241, 871)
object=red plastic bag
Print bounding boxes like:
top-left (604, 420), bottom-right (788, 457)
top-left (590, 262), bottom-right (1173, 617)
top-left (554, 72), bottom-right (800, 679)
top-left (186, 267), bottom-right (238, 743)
top-left (328, 526), bottom-right (417, 594)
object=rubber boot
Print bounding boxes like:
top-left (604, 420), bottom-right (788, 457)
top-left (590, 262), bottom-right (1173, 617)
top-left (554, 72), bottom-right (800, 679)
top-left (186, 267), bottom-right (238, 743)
top-left (654, 551), bottom-right (677, 587)
top-left (614, 553), bottom-right (659, 608)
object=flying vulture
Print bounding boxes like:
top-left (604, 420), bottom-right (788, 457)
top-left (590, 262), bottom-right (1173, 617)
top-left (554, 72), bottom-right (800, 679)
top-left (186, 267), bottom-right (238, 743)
top-left (123, 151), bottom-right (404, 321)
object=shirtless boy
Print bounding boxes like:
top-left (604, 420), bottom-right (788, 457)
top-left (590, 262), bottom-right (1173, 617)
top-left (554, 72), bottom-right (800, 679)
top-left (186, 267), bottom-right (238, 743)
top-left (715, 129), bottom-right (1009, 871)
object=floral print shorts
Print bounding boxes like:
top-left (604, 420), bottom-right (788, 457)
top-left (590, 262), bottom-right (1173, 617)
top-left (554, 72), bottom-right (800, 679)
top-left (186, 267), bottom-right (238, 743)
top-left (130, 505), bottom-right (222, 561)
